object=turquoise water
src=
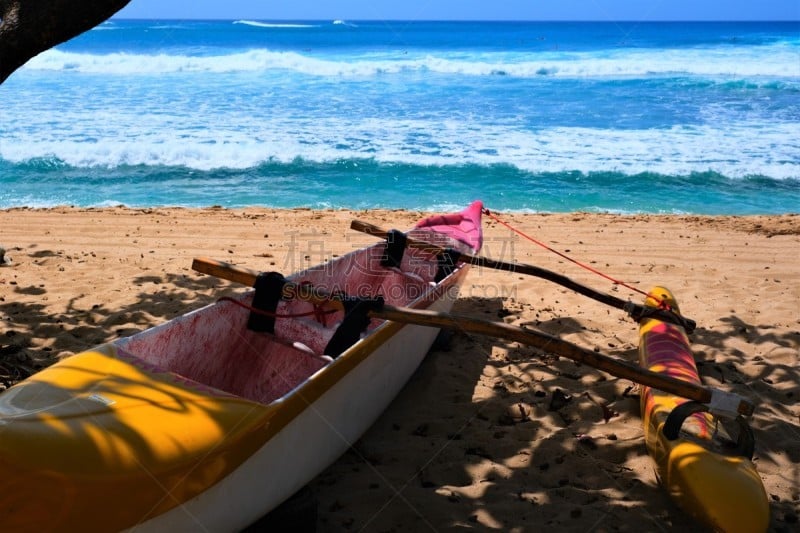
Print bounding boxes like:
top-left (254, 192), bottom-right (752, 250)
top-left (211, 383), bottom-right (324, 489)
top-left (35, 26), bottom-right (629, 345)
top-left (1, 20), bottom-right (798, 214)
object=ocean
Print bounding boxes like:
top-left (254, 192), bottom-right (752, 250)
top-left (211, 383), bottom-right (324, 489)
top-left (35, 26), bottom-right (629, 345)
top-left (1, 19), bottom-right (798, 214)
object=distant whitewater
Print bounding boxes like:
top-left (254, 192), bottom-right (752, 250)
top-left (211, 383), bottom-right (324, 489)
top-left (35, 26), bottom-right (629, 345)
top-left (2, 20), bottom-right (798, 214)
top-left (233, 20), bottom-right (319, 29)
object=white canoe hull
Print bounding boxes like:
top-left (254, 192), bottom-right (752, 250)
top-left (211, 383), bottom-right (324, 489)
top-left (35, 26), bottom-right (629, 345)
top-left (131, 268), bottom-right (467, 532)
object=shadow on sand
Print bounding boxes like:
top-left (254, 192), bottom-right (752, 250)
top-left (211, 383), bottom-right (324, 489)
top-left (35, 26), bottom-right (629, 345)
top-left (2, 282), bottom-right (798, 531)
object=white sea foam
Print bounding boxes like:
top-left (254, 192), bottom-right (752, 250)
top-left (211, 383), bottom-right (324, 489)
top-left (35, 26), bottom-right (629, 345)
top-left (91, 22), bottom-right (119, 31)
top-left (23, 44), bottom-right (800, 78)
top-left (233, 20), bottom-right (319, 29)
top-left (3, 115), bottom-right (797, 180)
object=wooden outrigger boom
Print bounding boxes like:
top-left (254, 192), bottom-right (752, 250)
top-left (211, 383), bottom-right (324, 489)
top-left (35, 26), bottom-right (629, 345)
top-left (192, 257), bottom-right (754, 417)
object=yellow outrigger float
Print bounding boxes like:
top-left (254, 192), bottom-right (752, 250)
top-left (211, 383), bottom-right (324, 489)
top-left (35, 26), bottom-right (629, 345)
top-left (355, 216), bottom-right (770, 532)
top-left (638, 287), bottom-right (769, 532)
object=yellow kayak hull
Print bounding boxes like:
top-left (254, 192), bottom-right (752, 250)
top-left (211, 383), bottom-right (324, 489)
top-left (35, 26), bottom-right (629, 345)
top-left (0, 344), bottom-right (273, 532)
top-left (638, 286), bottom-right (769, 533)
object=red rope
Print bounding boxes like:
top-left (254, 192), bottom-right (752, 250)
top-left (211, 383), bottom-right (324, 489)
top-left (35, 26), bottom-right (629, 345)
top-left (482, 208), bottom-right (667, 306)
top-left (217, 296), bottom-right (338, 323)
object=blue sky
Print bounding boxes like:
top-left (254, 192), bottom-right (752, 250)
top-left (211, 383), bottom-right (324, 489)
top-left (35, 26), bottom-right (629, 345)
top-left (114, 1), bottom-right (800, 21)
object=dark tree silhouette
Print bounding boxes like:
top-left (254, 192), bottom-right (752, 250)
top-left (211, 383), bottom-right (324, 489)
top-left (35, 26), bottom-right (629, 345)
top-left (0, 0), bottom-right (131, 83)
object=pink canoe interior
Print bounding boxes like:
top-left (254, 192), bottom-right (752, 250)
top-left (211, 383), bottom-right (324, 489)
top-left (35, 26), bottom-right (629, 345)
top-left (116, 207), bottom-right (482, 405)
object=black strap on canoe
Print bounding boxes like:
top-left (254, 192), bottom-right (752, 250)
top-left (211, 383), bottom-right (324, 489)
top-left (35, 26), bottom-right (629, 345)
top-left (324, 296), bottom-right (385, 357)
top-left (381, 229), bottom-right (408, 268)
top-left (663, 400), bottom-right (755, 459)
top-left (247, 272), bottom-right (287, 333)
top-left (626, 303), bottom-right (697, 334)
top-left (435, 248), bottom-right (462, 282)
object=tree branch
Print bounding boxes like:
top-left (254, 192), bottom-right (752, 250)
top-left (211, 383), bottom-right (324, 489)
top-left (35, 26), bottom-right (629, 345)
top-left (0, 0), bottom-right (131, 84)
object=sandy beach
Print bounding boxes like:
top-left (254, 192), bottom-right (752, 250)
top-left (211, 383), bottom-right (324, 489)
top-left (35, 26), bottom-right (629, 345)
top-left (0, 206), bottom-right (798, 531)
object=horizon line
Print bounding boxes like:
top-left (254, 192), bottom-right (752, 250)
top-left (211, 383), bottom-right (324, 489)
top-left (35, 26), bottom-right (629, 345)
top-left (109, 17), bottom-right (800, 23)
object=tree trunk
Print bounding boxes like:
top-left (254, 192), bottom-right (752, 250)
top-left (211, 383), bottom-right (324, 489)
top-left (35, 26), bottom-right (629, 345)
top-left (0, 0), bottom-right (131, 84)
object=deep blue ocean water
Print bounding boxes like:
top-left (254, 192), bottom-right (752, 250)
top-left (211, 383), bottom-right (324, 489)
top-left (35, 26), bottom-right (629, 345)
top-left (1, 19), bottom-right (798, 214)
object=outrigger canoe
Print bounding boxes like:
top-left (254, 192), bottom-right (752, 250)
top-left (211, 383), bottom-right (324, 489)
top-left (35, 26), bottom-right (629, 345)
top-left (0, 201), bottom-right (484, 532)
top-left (638, 287), bottom-right (769, 532)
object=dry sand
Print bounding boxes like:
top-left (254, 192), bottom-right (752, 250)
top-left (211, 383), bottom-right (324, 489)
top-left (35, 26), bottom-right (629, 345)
top-left (1, 206), bottom-right (798, 532)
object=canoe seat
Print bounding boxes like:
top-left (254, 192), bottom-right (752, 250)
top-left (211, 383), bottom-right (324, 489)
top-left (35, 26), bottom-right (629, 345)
top-left (273, 265), bottom-right (431, 355)
top-left (274, 311), bottom-right (337, 355)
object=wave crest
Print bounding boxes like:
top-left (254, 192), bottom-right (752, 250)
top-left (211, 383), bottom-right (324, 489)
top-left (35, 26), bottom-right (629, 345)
top-left (24, 45), bottom-right (800, 78)
top-left (233, 20), bottom-right (319, 29)
top-left (3, 122), bottom-right (797, 181)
